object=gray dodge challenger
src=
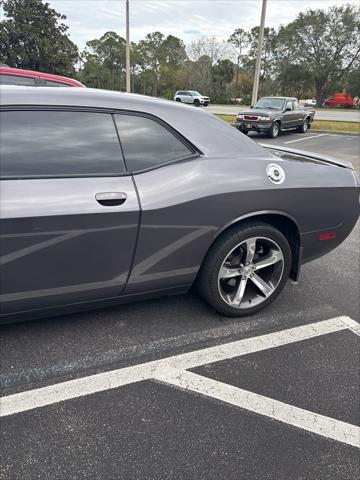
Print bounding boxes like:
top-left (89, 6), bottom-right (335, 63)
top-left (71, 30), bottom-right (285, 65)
top-left (0, 86), bottom-right (359, 322)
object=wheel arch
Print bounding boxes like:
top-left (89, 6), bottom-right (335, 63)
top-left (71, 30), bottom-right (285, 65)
top-left (206, 211), bottom-right (301, 281)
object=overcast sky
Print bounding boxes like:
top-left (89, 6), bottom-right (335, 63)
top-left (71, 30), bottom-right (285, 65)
top-left (16, 0), bottom-right (360, 51)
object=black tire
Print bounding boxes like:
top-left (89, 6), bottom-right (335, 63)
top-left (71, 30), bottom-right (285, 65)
top-left (194, 99), bottom-right (200, 107)
top-left (268, 121), bottom-right (280, 138)
top-left (197, 222), bottom-right (292, 317)
top-left (297, 118), bottom-right (309, 133)
top-left (175, 98), bottom-right (182, 102)
top-left (236, 127), bottom-right (248, 135)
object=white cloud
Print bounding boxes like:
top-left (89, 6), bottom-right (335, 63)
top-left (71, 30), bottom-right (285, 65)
top-left (44, 0), bottom-right (355, 51)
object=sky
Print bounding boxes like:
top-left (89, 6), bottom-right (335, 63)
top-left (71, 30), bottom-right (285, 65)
top-left (2, 0), bottom-right (356, 52)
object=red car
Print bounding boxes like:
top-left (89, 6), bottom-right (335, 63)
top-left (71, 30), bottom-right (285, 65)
top-left (323, 92), bottom-right (355, 108)
top-left (0, 65), bottom-right (85, 87)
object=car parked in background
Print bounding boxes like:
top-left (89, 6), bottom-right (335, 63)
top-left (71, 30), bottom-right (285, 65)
top-left (304, 98), bottom-right (317, 107)
top-left (0, 65), bottom-right (85, 87)
top-left (236, 96), bottom-right (315, 138)
top-left (323, 93), bottom-right (355, 108)
top-left (174, 90), bottom-right (210, 106)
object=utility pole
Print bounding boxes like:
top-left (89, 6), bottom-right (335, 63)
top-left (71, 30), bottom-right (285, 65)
top-left (251, 0), bottom-right (267, 107)
top-left (125, 0), bottom-right (131, 93)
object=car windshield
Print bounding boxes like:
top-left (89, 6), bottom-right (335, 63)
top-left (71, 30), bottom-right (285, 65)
top-left (190, 91), bottom-right (201, 96)
top-left (254, 98), bottom-right (285, 110)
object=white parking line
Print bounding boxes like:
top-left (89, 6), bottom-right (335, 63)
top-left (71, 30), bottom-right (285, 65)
top-left (1, 316), bottom-right (359, 447)
top-left (284, 134), bottom-right (329, 144)
top-left (156, 369), bottom-right (360, 449)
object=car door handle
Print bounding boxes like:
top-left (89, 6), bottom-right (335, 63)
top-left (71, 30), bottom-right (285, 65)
top-left (95, 192), bottom-right (127, 206)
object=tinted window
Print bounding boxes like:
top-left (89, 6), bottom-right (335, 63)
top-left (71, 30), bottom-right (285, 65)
top-left (0, 74), bottom-right (36, 86)
top-left (115, 114), bottom-right (193, 172)
top-left (0, 111), bottom-right (125, 177)
top-left (44, 80), bottom-right (71, 87)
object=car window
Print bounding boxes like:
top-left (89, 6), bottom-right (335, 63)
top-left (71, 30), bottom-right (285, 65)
top-left (115, 114), bottom-right (194, 172)
top-left (0, 74), bottom-right (36, 86)
top-left (0, 110), bottom-right (126, 178)
top-left (254, 98), bottom-right (284, 110)
top-left (44, 80), bottom-right (71, 87)
top-left (286, 101), bottom-right (293, 111)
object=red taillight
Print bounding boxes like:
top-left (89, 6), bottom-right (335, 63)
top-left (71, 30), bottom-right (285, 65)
top-left (319, 233), bottom-right (337, 240)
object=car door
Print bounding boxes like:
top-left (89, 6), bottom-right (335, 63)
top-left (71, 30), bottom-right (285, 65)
top-left (183, 92), bottom-right (192, 104)
top-left (282, 100), bottom-right (296, 128)
top-left (0, 108), bottom-right (140, 315)
top-left (292, 100), bottom-right (303, 126)
top-left (113, 113), bottom-right (201, 294)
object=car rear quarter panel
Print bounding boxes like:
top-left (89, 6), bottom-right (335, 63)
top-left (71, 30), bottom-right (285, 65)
top-left (125, 154), bottom-right (359, 293)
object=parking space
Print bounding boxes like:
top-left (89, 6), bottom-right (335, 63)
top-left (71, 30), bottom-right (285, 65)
top-left (2, 380), bottom-right (358, 480)
top-left (1, 317), bottom-right (359, 479)
top-left (0, 138), bottom-right (359, 479)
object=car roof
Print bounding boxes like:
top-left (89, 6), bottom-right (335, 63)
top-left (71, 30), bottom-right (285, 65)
top-left (0, 86), bottom-right (273, 161)
top-left (0, 66), bottom-right (84, 87)
top-left (1, 85), bottom-right (183, 109)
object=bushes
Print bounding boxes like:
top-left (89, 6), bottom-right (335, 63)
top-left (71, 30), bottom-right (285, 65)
top-left (241, 94), bottom-right (252, 105)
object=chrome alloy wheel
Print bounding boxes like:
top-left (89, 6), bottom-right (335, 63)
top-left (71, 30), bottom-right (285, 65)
top-left (217, 237), bottom-right (284, 309)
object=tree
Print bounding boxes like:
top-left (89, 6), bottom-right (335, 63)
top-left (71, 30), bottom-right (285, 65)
top-left (161, 35), bottom-right (187, 67)
top-left (247, 26), bottom-right (278, 94)
top-left (346, 67), bottom-right (360, 97)
top-left (0, 0), bottom-right (79, 76)
top-left (212, 59), bottom-right (235, 102)
top-left (278, 4), bottom-right (360, 106)
top-left (227, 28), bottom-right (249, 95)
top-left (80, 32), bottom-right (125, 90)
top-left (276, 63), bottom-right (314, 98)
top-left (188, 36), bottom-right (229, 97)
top-left (135, 32), bottom-right (186, 97)
top-left (136, 32), bottom-right (165, 96)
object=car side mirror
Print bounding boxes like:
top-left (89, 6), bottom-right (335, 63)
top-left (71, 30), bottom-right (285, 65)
top-left (285, 106), bottom-right (292, 112)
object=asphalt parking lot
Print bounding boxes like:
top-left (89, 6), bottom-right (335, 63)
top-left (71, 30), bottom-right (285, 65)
top-left (1, 131), bottom-right (359, 480)
top-left (251, 129), bottom-right (360, 170)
